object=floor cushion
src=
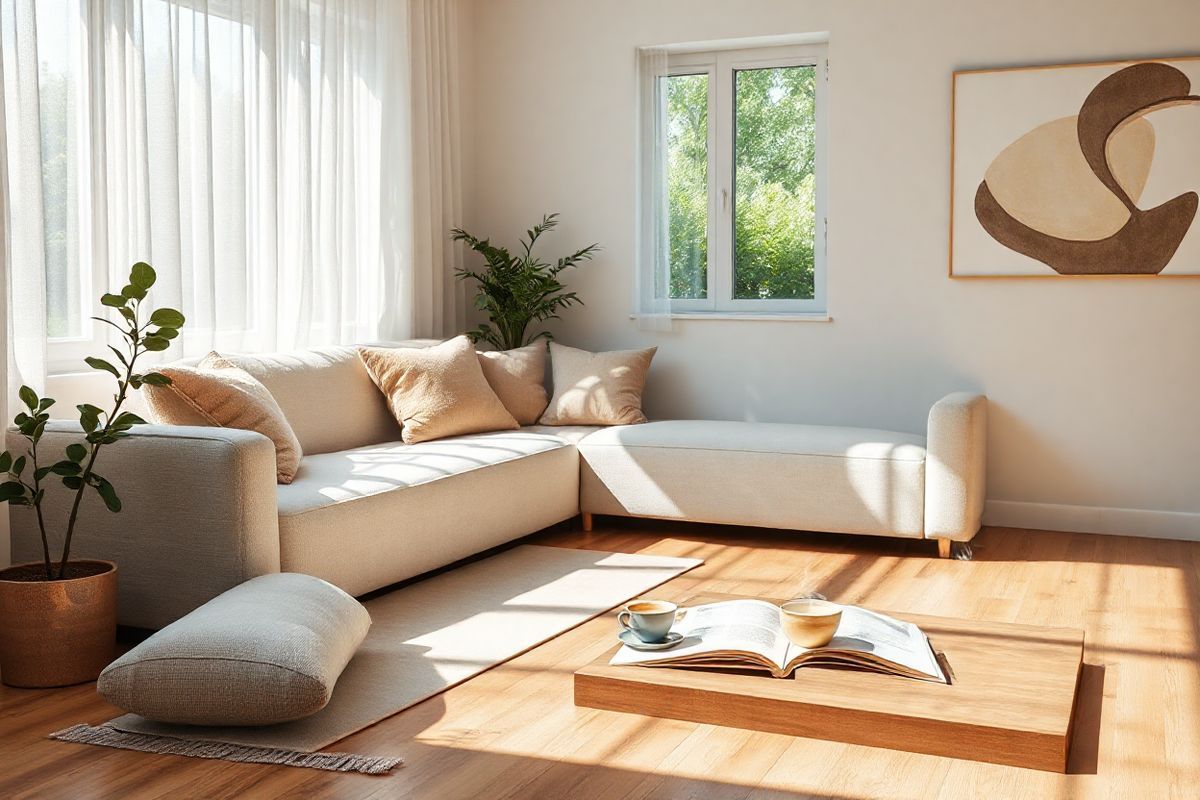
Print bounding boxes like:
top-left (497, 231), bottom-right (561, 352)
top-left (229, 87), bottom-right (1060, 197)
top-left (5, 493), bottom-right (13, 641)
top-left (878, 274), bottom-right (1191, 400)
top-left (97, 573), bottom-right (370, 726)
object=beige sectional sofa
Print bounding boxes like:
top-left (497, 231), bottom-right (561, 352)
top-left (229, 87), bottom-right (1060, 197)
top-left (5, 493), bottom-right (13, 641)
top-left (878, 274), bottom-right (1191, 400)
top-left (9, 344), bottom-right (986, 629)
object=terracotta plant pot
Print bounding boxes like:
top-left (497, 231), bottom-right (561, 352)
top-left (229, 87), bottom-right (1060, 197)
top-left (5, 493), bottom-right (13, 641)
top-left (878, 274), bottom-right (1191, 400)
top-left (0, 560), bottom-right (117, 688)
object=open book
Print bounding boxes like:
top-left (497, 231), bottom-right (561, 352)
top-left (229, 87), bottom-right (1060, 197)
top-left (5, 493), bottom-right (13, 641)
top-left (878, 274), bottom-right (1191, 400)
top-left (611, 599), bottom-right (948, 683)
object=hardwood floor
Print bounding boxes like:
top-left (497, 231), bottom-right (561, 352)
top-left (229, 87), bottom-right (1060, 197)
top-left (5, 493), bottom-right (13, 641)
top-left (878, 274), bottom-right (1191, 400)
top-left (1, 520), bottom-right (1197, 799)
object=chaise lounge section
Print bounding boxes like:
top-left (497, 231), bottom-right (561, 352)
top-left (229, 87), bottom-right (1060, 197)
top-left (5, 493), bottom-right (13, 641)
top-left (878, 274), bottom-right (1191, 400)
top-left (578, 393), bottom-right (987, 558)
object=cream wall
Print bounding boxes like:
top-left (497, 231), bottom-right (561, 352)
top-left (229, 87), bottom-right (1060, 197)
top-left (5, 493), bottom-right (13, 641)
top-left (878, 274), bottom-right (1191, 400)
top-left (463, 0), bottom-right (1200, 538)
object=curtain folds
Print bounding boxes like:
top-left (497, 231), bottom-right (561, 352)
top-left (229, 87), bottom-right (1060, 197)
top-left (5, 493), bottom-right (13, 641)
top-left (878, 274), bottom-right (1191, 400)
top-left (635, 45), bottom-right (672, 330)
top-left (0, 0), bottom-right (48, 391)
top-left (0, 0), bottom-right (463, 390)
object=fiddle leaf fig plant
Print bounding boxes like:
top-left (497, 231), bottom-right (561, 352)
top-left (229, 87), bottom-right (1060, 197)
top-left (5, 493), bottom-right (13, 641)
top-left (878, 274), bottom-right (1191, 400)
top-left (0, 262), bottom-right (184, 580)
top-left (450, 213), bottom-right (599, 350)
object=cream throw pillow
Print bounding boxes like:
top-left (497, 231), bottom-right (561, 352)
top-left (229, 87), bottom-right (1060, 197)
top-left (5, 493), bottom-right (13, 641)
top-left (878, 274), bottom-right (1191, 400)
top-left (97, 573), bottom-right (370, 726)
top-left (359, 335), bottom-right (519, 444)
top-left (539, 342), bottom-right (657, 426)
top-left (477, 343), bottom-right (549, 425)
top-left (142, 352), bottom-right (303, 484)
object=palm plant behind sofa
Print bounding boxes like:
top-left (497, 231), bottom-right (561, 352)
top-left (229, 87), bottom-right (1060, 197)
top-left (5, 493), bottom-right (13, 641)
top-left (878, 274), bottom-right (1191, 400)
top-left (451, 213), bottom-right (599, 350)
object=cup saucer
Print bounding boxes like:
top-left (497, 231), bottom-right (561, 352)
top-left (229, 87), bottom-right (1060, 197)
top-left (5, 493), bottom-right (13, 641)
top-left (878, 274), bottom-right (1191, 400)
top-left (618, 630), bottom-right (683, 651)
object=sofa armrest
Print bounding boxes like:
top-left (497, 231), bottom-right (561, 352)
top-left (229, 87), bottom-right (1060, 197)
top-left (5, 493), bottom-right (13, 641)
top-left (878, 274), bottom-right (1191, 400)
top-left (924, 393), bottom-right (987, 542)
top-left (7, 422), bottom-right (280, 629)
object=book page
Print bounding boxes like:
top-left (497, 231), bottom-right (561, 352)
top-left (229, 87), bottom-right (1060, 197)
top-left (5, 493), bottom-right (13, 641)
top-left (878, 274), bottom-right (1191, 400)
top-left (786, 606), bottom-right (945, 681)
top-left (610, 599), bottom-right (790, 669)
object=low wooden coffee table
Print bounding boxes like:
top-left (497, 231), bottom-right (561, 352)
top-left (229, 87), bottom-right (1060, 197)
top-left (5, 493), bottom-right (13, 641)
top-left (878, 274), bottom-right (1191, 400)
top-left (575, 594), bottom-right (1085, 772)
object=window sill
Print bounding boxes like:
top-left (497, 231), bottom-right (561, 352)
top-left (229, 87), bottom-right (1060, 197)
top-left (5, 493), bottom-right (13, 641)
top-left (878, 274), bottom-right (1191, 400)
top-left (629, 312), bottom-right (831, 322)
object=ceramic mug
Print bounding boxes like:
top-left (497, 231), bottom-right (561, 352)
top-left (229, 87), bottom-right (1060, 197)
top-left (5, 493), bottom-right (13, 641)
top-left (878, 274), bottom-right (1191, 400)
top-left (779, 598), bottom-right (843, 648)
top-left (618, 599), bottom-right (678, 643)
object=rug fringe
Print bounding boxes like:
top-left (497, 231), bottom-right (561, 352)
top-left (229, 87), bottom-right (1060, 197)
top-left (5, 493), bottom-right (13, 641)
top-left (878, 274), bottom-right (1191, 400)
top-left (50, 724), bottom-right (402, 775)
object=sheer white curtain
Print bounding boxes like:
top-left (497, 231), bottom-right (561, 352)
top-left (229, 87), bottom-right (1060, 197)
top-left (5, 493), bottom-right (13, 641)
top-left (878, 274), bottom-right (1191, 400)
top-left (0, 0), bottom-right (49, 390)
top-left (635, 46), bottom-right (672, 330)
top-left (0, 0), bottom-right (463, 390)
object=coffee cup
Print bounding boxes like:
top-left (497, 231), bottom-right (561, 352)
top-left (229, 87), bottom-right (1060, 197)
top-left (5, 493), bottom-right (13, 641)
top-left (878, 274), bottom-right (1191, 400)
top-left (618, 599), bottom-right (678, 643)
top-left (780, 598), bottom-right (843, 648)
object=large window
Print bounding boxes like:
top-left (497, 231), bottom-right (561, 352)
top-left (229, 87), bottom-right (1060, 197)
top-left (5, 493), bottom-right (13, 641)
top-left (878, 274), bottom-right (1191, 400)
top-left (655, 43), bottom-right (827, 315)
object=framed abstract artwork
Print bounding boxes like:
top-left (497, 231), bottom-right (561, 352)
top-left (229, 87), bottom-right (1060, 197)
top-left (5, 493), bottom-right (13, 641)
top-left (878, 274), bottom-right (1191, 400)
top-left (950, 57), bottom-right (1200, 277)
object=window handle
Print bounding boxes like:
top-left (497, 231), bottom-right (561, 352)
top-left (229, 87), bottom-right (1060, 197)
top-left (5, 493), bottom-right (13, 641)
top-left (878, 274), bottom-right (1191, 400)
top-left (721, 189), bottom-right (729, 212)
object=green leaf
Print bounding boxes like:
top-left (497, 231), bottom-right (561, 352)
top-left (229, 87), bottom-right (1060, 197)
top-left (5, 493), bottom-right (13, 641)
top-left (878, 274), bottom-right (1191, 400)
top-left (149, 307), bottom-right (185, 328)
top-left (61, 475), bottom-right (83, 490)
top-left (18, 386), bottom-right (37, 410)
top-left (0, 481), bottom-right (26, 501)
top-left (100, 293), bottom-right (128, 308)
top-left (50, 460), bottom-right (81, 476)
top-left (121, 283), bottom-right (147, 301)
top-left (34, 465), bottom-right (53, 481)
top-left (65, 443), bottom-right (87, 462)
top-left (142, 335), bottom-right (170, 352)
top-left (78, 404), bottom-right (102, 434)
top-left (139, 372), bottom-right (173, 387)
top-left (94, 478), bottom-right (122, 512)
top-left (130, 261), bottom-right (156, 290)
top-left (36, 397), bottom-right (56, 413)
top-left (112, 411), bottom-right (147, 427)
top-left (12, 456), bottom-right (26, 475)
top-left (153, 327), bottom-right (179, 340)
top-left (118, 306), bottom-right (137, 324)
top-left (107, 345), bottom-right (130, 368)
top-left (0, 452), bottom-right (11, 472)
top-left (84, 357), bottom-right (121, 378)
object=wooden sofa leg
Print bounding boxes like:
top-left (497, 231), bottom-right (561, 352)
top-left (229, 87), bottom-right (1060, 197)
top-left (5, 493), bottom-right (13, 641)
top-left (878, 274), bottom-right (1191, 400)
top-left (937, 539), bottom-right (951, 559)
top-left (582, 512), bottom-right (594, 532)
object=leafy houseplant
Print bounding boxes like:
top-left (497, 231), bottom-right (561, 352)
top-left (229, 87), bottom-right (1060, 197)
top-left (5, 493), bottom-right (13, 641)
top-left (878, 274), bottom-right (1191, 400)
top-left (0, 262), bottom-right (184, 687)
top-left (451, 213), bottom-right (599, 350)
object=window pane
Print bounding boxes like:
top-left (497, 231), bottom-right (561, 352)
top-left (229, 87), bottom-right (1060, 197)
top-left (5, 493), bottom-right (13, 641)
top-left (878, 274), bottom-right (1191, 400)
top-left (665, 73), bottom-right (707, 299)
top-left (733, 65), bottom-right (816, 300)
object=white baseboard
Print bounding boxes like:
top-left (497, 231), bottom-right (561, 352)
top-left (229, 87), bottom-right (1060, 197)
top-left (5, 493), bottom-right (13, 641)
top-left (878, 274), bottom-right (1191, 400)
top-left (983, 500), bottom-right (1200, 542)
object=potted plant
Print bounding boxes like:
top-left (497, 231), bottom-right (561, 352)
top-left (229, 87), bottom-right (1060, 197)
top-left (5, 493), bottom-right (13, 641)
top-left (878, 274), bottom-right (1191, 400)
top-left (451, 213), bottom-right (599, 349)
top-left (0, 262), bottom-right (184, 687)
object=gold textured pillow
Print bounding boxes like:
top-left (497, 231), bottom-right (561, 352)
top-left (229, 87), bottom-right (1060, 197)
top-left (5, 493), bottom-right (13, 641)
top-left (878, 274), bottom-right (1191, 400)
top-left (539, 342), bottom-right (657, 426)
top-left (142, 353), bottom-right (303, 484)
top-left (359, 336), bottom-right (519, 444)
top-left (477, 343), bottom-right (549, 426)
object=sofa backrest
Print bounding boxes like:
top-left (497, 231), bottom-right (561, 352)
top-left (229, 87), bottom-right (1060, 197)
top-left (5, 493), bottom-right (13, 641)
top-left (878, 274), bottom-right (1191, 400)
top-left (223, 340), bottom-right (437, 455)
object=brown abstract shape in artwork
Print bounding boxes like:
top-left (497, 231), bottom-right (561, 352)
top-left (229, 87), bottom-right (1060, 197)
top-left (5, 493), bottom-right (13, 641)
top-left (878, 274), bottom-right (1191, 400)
top-left (976, 62), bottom-right (1200, 275)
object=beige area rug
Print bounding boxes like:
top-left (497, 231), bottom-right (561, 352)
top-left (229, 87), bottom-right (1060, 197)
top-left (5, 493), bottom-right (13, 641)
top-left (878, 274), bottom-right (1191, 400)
top-left (54, 544), bottom-right (702, 773)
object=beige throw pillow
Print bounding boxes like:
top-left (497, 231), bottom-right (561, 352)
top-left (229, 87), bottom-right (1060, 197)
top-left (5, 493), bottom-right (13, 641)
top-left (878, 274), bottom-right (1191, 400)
top-left (142, 353), bottom-right (304, 483)
top-left (477, 343), bottom-right (549, 425)
top-left (359, 335), bottom-right (519, 444)
top-left (539, 342), bottom-right (657, 426)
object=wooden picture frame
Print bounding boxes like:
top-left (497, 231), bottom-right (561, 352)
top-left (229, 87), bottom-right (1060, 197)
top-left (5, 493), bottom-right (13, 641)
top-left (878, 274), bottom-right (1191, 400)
top-left (949, 56), bottom-right (1200, 279)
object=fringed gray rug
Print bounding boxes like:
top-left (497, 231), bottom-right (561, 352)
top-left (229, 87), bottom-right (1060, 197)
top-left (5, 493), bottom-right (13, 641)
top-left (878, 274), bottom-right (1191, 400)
top-left (54, 545), bottom-right (702, 773)
top-left (51, 724), bottom-right (402, 774)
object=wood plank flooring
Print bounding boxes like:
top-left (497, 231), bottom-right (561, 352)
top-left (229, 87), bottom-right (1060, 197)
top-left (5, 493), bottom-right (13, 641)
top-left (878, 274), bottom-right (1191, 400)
top-left (1, 520), bottom-right (1197, 799)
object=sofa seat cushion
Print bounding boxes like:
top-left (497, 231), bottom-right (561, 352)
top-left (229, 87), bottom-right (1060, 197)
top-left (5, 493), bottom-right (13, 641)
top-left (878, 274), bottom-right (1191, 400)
top-left (277, 429), bottom-right (585, 596)
top-left (579, 420), bottom-right (927, 538)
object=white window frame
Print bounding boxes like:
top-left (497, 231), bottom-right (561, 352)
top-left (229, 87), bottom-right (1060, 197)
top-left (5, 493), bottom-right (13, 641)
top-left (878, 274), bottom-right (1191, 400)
top-left (658, 43), bottom-right (828, 315)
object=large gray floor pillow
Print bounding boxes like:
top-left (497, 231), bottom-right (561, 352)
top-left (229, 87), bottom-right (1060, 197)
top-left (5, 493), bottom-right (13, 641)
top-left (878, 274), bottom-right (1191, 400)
top-left (98, 573), bottom-right (371, 726)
